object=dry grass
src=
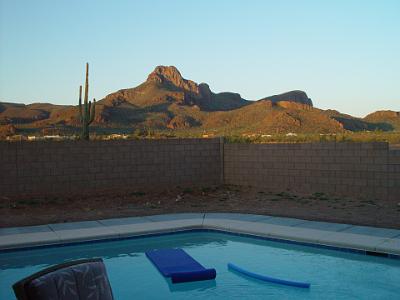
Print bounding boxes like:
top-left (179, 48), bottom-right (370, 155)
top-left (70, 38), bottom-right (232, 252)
top-left (1, 185), bottom-right (399, 229)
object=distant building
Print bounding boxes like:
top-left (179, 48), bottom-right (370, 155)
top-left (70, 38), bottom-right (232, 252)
top-left (286, 132), bottom-right (297, 137)
top-left (6, 135), bottom-right (26, 141)
top-left (44, 135), bottom-right (62, 140)
top-left (105, 134), bottom-right (129, 140)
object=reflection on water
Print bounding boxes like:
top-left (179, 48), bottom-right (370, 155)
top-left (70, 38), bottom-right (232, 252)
top-left (1, 231), bottom-right (400, 300)
top-left (1, 230), bottom-right (398, 271)
top-left (0, 232), bottom-right (229, 270)
top-left (166, 277), bottom-right (217, 293)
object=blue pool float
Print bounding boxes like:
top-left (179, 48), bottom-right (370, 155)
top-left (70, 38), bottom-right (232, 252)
top-left (146, 248), bottom-right (216, 283)
top-left (228, 263), bottom-right (310, 288)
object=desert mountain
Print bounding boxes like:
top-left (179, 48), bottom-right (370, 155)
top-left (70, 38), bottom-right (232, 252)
top-left (364, 111), bottom-right (400, 131)
top-left (0, 66), bottom-right (398, 135)
top-left (100, 65), bottom-right (249, 111)
top-left (259, 90), bottom-right (313, 106)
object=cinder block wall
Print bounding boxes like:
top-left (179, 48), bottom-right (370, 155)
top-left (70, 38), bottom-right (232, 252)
top-left (388, 149), bottom-right (400, 201)
top-left (0, 139), bottom-right (222, 196)
top-left (224, 142), bottom-right (400, 200)
top-left (1, 140), bottom-right (399, 200)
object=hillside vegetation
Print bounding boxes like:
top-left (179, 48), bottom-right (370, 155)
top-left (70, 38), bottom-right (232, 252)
top-left (1, 66), bottom-right (399, 139)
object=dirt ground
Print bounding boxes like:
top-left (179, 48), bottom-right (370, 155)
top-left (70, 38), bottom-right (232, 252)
top-left (1, 185), bottom-right (399, 229)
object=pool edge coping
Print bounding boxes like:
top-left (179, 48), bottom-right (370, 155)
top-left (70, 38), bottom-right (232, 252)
top-left (0, 213), bottom-right (399, 259)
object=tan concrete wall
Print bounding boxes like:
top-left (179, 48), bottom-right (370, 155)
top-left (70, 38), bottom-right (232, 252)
top-left (388, 149), bottom-right (400, 201)
top-left (224, 142), bottom-right (400, 201)
top-left (0, 139), bottom-right (221, 196)
top-left (1, 140), bottom-right (399, 200)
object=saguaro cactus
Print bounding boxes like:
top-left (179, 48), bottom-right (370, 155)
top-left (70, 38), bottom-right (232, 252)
top-left (78, 63), bottom-right (96, 140)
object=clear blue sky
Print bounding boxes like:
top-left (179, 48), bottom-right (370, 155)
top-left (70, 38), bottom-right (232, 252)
top-left (0, 0), bottom-right (399, 117)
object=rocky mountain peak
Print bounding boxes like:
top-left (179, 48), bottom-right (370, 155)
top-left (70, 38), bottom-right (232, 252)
top-left (147, 66), bottom-right (199, 94)
top-left (261, 90), bottom-right (313, 107)
top-left (147, 66), bottom-right (182, 83)
top-left (365, 110), bottom-right (399, 119)
top-left (198, 83), bottom-right (212, 100)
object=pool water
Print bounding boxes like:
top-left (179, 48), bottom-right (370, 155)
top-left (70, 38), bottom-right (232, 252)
top-left (1, 231), bottom-right (399, 299)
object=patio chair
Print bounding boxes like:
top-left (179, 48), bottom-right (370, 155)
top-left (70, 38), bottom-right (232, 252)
top-left (13, 258), bottom-right (114, 300)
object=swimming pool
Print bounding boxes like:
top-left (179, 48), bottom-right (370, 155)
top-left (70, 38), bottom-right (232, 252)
top-left (1, 231), bottom-right (399, 299)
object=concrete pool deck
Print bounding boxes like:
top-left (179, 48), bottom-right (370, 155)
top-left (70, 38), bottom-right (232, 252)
top-left (0, 213), bottom-right (399, 257)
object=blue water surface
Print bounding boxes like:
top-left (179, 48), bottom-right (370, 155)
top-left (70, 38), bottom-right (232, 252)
top-left (1, 231), bottom-right (399, 299)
